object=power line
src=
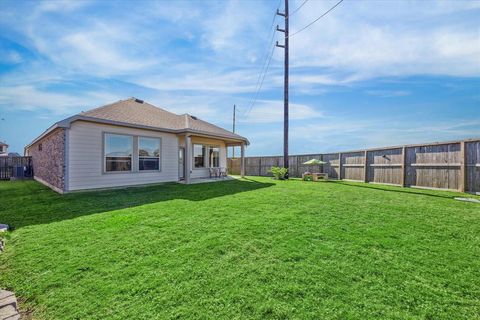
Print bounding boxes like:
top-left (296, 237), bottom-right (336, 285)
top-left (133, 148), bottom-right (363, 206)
top-left (243, 43), bottom-right (276, 118)
top-left (289, 0), bottom-right (343, 38)
top-left (242, 0), bottom-right (281, 118)
top-left (289, 0), bottom-right (308, 17)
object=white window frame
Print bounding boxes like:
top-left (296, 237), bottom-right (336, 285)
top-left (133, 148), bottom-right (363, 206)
top-left (192, 144), bottom-right (222, 169)
top-left (209, 146), bottom-right (221, 168)
top-left (193, 144), bottom-right (206, 168)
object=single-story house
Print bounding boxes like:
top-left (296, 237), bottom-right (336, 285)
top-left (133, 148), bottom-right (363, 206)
top-left (25, 98), bottom-right (248, 193)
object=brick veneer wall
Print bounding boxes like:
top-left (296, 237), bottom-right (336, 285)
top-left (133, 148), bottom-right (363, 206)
top-left (27, 128), bottom-right (65, 193)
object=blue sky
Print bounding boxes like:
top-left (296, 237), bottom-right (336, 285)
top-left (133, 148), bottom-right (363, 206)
top-left (0, 0), bottom-right (479, 155)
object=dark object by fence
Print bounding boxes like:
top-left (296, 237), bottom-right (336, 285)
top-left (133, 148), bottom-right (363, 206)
top-left (228, 138), bottom-right (480, 194)
top-left (0, 156), bottom-right (33, 180)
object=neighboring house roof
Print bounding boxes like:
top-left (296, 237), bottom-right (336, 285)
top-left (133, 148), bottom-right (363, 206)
top-left (26, 98), bottom-right (249, 149)
top-left (0, 141), bottom-right (8, 147)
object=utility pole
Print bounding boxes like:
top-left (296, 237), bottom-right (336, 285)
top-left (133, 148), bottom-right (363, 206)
top-left (232, 104), bottom-right (236, 158)
top-left (276, 0), bottom-right (289, 178)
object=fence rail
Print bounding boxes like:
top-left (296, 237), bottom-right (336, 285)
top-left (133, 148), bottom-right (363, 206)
top-left (0, 156), bottom-right (33, 180)
top-left (228, 138), bottom-right (480, 194)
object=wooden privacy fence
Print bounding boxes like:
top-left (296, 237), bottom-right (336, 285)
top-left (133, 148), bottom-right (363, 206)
top-left (0, 156), bottom-right (33, 180)
top-left (228, 139), bottom-right (480, 194)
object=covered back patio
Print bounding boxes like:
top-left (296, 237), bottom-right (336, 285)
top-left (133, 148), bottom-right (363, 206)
top-left (180, 133), bottom-right (246, 184)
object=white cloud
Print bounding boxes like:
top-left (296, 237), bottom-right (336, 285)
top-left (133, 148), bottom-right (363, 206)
top-left (36, 0), bottom-right (90, 13)
top-left (289, 0), bottom-right (480, 79)
top-left (0, 0), bottom-right (479, 127)
top-left (0, 85), bottom-right (119, 115)
top-left (240, 100), bottom-right (322, 124)
top-left (0, 50), bottom-right (22, 64)
top-left (288, 118), bottom-right (480, 153)
top-left (365, 90), bottom-right (410, 98)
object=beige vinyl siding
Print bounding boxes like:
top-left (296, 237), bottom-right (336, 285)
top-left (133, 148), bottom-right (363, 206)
top-left (67, 121), bottom-right (179, 191)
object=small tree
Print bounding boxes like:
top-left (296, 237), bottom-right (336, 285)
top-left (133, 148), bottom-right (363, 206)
top-left (269, 166), bottom-right (288, 180)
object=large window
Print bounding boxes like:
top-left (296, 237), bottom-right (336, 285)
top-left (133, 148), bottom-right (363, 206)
top-left (194, 144), bottom-right (206, 168)
top-left (105, 134), bottom-right (133, 172)
top-left (209, 147), bottom-right (220, 167)
top-left (139, 137), bottom-right (160, 171)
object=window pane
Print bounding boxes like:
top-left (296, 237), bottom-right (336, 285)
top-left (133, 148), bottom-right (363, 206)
top-left (139, 137), bottom-right (160, 171)
top-left (139, 158), bottom-right (159, 171)
top-left (105, 134), bottom-right (132, 157)
top-left (209, 147), bottom-right (220, 167)
top-left (139, 137), bottom-right (160, 157)
top-left (105, 134), bottom-right (132, 172)
top-left (106, 157), bottom-right (132, 171)
top-left (194, 144), bottom-right (205, 168)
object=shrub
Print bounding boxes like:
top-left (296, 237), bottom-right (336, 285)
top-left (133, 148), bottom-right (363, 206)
top-left (269, 166), bottom-right (288, 180)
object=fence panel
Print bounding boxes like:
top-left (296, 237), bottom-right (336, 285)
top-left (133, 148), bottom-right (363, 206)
top-left (405, 143), bottom-right (461, 190)
top-left (260, 157), bottom-right (279, 176)
top-left (322, 153), bottom-right (340, 179)
top-left (227, 158), bottom-right (241, 175)
top-left (0, 156), bottom-right (33, 180)
top-left (368, 148), bottom-right (403, 185)
top-left (342, 151), bottom-right (365, 181)
top-left (466, 141), bottom-right (480, 193)
top-left (245, 157), bottom-right (261, 176)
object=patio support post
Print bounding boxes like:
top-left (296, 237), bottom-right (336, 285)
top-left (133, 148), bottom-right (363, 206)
top-left (185, 134), bottom-right (192, 184)
top-left (241, 143), bottom-right (245, 178)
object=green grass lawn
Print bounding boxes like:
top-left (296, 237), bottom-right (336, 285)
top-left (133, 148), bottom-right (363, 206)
top-left (0, 177), bottom-right (479, 320)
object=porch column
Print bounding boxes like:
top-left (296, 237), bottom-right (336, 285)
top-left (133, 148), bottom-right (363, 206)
top-left (185, 134), bottom-right (192, 184)
top-left (241, 142), bottom-right (245, 178)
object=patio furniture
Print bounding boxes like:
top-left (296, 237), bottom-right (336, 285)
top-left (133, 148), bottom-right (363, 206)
top-left (209, 168), bottom-right (218, 178)
top-left (219, 167), bottom-right (227, 178)
top-left (302, 159), bottom-right (328, 182)
top-left (302, 172), bottom-right (328, 181)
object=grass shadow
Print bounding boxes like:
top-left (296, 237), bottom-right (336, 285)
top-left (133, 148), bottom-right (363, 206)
top-left (0, 178), bottom-right (274, 229)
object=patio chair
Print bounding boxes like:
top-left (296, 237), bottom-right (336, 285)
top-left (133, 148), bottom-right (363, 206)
top-left (219, 167), bottom-right (227, 178)
top-left (209, 168), bottom-right (216, 178)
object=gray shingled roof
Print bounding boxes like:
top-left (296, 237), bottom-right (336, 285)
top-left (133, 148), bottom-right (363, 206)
top-left (80, 98), bottom-right (247, 141)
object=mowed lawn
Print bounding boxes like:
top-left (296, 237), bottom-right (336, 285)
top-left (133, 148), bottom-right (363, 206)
top-left (0, 178), bottom-right (479, 320)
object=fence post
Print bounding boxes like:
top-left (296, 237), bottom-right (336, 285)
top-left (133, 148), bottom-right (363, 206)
top-left (459, 141), bottom-right (466, 192)
top-left (363, 150), bottom-right (368, 182)
top-left (296, 156), bottom-right (299, 177)
top-left (258, 157), bottom-right (261, 176)
top-left (320, 154), bottom-right (324, 174)
top-left (338, 152), bottom-right (342, 180)
top-left (401, 146), bottom-right (407, 187)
